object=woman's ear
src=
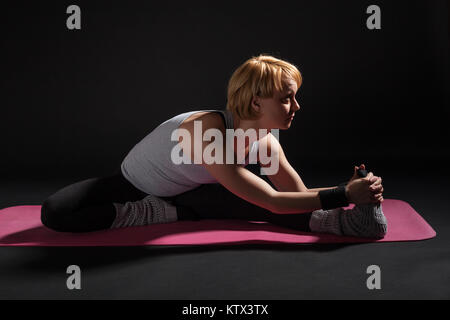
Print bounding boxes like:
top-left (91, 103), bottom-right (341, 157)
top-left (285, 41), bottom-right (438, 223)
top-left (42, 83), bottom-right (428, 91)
top-left (251, 96), bottom-right (261, 111)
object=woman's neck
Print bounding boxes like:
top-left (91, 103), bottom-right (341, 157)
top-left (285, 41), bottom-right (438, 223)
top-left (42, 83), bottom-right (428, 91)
top-left (232, 115), bottom-right (270, 151)
top-left (234, 116), bottom-right (269, 138)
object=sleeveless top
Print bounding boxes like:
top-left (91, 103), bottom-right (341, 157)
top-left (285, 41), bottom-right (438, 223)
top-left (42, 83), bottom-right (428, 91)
top-left (120, 109), bottom-right (259, 197)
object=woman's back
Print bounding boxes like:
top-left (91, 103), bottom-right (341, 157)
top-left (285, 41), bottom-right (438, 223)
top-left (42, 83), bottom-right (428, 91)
top-left (120, 108), bottom-right (258, 197)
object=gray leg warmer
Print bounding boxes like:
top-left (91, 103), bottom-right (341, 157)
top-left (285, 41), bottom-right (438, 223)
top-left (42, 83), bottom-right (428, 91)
top-left (309, 203), bottom-right (388, 238)
top-left (111, 194), bottom-right (178, 229)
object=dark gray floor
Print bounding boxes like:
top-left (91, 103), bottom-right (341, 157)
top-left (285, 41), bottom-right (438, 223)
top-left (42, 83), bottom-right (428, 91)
top-left (1, 160), bottom-right (449, 300)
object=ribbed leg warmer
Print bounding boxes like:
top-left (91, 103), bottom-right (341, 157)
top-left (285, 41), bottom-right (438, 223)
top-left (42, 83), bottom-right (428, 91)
top-left (309, 203), bottom-right (388, 238)
top-left (110, 194), bottom-right (178, 229)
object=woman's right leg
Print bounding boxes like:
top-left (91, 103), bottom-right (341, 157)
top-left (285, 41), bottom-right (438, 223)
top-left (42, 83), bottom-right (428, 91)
top-left (41, 171), bottom-right (148, 233)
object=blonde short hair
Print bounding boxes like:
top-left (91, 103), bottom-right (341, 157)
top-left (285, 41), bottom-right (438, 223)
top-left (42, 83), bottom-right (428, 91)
top-left (226, 54), bottom-right (302, 120)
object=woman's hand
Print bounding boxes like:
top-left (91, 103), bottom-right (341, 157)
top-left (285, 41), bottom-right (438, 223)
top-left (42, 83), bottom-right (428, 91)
top-left (345, 171), bottom-right (384, 205)
top-left (347, 164), bottom-right (384, 204)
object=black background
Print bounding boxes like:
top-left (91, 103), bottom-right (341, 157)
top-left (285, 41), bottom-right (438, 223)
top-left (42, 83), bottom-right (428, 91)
top-left (2, 0), bottom-right (449, 181)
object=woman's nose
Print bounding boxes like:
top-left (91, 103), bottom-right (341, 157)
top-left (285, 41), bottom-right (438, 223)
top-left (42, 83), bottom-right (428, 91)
top-left (293, 99), bottom-right (300, 111)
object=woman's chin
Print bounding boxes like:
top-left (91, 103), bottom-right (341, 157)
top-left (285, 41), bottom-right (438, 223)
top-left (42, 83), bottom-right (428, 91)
top-left (283, 120), bottom-right (293, 129)
top-left (271, 120), bottom-right (293, 130)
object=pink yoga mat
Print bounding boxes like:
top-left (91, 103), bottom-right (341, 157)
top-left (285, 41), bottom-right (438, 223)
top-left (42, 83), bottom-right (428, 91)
top-left (0, 199), bottom-right (436, 246)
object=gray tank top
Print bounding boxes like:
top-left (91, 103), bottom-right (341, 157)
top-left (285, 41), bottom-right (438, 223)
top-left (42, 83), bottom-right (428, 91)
top-left (120, 109), bottom-right (259, 197)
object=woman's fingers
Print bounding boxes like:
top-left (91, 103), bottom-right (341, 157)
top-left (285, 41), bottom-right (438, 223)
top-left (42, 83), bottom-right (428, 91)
top-left (370, 184), bottom-right (383, 193)
top-left (372, 198), bottom-right (384, 204)
top-left (370, 178), bottom-right (384, 201)
top-left (370, 176), bottom-right (382, 185)
top-left (372, 193), bottom-right (384, 203)
top-left (369, 177), bottom-right (383, 194)
top-left (374, 192), bottom-right (383, 199)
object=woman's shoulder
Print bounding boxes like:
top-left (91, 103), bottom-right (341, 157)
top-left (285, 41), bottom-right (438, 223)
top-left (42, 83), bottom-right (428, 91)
top-left (178, 110), bottom-right (226, 133)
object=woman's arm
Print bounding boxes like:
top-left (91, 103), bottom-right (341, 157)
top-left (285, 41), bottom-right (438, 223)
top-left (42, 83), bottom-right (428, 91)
top-left (204, 163), bottom-right (322, 214)
top-left (179, 115), bottom-right (322, 214)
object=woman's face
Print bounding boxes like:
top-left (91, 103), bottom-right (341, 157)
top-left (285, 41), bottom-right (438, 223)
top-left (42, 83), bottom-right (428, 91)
top-left (253, 77), bottom-right (301, 130)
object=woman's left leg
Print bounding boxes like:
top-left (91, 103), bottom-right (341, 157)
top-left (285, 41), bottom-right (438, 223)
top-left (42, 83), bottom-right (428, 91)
top-left (172, 183), bottom-right (387, 238)
top-left (171, 183), bottom-right (312, 232)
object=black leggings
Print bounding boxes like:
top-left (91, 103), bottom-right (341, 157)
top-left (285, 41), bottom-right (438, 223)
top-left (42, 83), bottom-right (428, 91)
top-left (41, 169), bottom-right (312, 233)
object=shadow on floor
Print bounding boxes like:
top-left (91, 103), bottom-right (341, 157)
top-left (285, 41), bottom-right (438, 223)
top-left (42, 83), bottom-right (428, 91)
top-left (0, 239), bottom-right (367, 274)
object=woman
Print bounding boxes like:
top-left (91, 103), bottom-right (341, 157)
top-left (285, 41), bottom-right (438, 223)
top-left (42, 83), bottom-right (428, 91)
top-left (41, 54), bottom-right (387, 238)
